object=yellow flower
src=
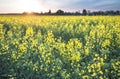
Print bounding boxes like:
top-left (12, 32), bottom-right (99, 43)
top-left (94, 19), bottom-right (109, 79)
top-left (18, 44), bottom-right (27, 52)
top-left (8, 31), bottom-right (13, 37)
top-left (102, 39), bottom-right (110, 48)
top-left (12, 39), bottom-right (19, 45)
top-left (45, 31), bottom-right (55, 44)
top-left (70, 53), bottom-right (80, 62)
top-left (105, 69), bottom-right (108, 72)
top-left (2, 45), bottom-right (9, 51)
top-left (99, 71), bottom-right (103, 74)
top-left (85, 48), bottom-right (89, 56)
top-left (97, 63), bottom-right (101, 67)
top-left (0, 24), bottom-right (4, 40)
top-left (95, 54), bottom-right (98, 57)
top-left (93, 58), bottom-right (96, 61)
top-left (26, 27), bottom-right (34, 36)
top-left (99, 76), bottom-right (103, 79)
top-left (82, 75), bottom-right (89, 79)
top-left (92, 73), bottom-right (96, 76)
top-left (0, 24), bottom-right (3, 28)
top-left (88, 69), bottom-right (91, 72)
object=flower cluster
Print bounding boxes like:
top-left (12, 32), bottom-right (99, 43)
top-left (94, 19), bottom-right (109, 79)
top-left (0, 15), bottom-right (120, 79)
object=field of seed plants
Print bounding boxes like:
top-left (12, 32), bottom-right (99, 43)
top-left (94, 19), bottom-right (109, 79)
top-left (0, 15), bottom-right (120, 79)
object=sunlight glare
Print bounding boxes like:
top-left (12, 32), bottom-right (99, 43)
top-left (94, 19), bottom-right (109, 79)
top-left (18, 0), bottom-right (43, 12)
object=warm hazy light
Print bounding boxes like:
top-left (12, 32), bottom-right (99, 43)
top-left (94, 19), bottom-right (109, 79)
top-left (17, 0), bottom-right (43, 12)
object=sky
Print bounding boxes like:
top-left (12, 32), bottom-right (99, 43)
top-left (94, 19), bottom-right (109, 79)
top-left (0, 0), bottom-right (120, 13)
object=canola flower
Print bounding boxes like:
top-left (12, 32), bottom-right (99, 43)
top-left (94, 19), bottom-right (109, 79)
top-left (70, 53), bottom-right (81, 62)
top-left (0, 24), bottom-right (4, 40)
top-left (12, 39), bottom-right (19, 45)
top-left (0, 15), bottom-right (120, 79)
top-left (82, 75), bottom-right (89, 79)
top-left (102, 39), bottom-right (110, 48)
top-left (18, 44), bottom-right (27, 53)
top-left (1, 44), bottom-right (9, 51)
top-left (26, 27), bottom-right (34, 37)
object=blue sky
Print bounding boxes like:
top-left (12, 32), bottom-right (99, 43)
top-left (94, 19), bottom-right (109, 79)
top-left (0, 0), bottom-right (120, 13)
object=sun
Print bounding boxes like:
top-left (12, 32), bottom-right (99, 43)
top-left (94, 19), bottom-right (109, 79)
top-left (18, 0), bottom-right (43, 12)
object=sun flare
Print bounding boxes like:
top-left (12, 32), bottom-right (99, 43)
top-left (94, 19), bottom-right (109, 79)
top-left (18, 0), bottom-right (43, 12)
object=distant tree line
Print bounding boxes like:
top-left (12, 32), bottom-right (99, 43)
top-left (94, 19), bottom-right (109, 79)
top-left (22, 9), bottom-right (120, 15)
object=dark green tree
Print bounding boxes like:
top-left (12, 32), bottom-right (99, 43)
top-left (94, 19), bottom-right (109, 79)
top-left (82, 9), bottom-right (87, 15)
top-left (56, 9), bottom-right (64, 15)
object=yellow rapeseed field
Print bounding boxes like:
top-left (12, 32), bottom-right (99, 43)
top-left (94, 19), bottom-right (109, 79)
top-left (0, 15), bottom-right (120, 79)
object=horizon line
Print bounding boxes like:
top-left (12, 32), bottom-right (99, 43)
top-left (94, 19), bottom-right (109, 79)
top-left (0, 9), bottom-right (120, 14)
